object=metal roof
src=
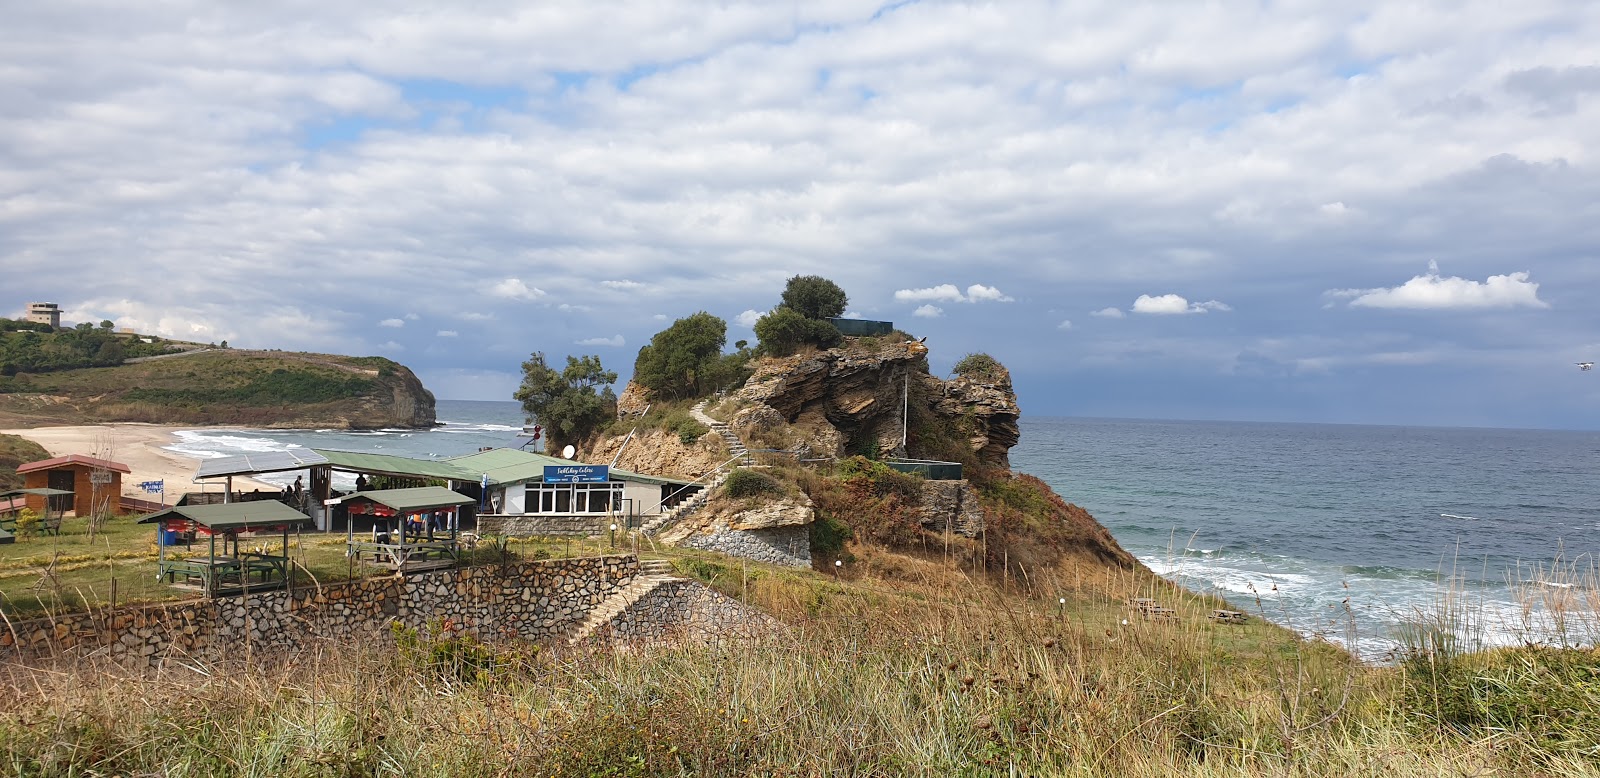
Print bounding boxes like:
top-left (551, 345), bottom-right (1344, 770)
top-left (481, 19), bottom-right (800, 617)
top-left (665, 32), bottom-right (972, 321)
top-left (337, 486), bottom-right (475, 513)
top-left (0, 488), bottom-right (77, 498)
top-left (136, 500), bottom-right (313, 530)
top-left (194, 449), bottom-right (330, 479)
top-left (446, 448), bottom-right (692, 487)
top-left (312, 449), bottom-right (481, 482)
top-left (17, 455), bottom-right (131, 474)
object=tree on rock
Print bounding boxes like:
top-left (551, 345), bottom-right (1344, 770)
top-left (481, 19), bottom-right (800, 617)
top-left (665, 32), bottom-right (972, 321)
top-left (632, 312), bottom-right (727, 400)
top-left (514, 352), bottom-right (617, 451)
top-left (780, 275), bottom-right (849, 320)
top-left (754, 306), bottom-right (842, 357)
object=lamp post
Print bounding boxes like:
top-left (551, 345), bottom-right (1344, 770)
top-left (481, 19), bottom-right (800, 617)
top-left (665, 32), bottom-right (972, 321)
top-left (833, 558), bottom-right (842, 581)
top-left (609, 522), bottom-right (617, 549)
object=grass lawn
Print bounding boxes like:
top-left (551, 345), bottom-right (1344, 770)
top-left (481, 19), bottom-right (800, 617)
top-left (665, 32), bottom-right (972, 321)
top-left (0, 512), bottom-right (641, 620)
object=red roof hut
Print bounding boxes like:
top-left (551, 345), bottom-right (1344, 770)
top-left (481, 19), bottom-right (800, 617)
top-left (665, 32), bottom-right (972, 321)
top-left (16, 454), bottom-right (130, 517)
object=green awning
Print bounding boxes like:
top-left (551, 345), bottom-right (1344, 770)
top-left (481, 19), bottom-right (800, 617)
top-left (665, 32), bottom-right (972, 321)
top-left (447, 448), bottom-right (693, 487)
top-left (312, 449), bottom-right (482, 482)
top-left (338, 486), bottom-right (475, 513)
top-left (137, 501), bottom-right (313, 530)
top-left (0, 488), bottom-right (76, 498)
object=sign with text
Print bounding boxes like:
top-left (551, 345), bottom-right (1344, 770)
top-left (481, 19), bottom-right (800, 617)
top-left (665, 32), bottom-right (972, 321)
top-left (89, 471), bottom-right (112, 485)
top-left (138, 480), bottom-right (164, 493)
top-left (543, 464), bottom-right (609, 483)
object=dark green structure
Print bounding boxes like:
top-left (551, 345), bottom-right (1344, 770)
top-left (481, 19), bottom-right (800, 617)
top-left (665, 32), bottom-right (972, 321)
top-left (826, 317), bottom-right (894, 337)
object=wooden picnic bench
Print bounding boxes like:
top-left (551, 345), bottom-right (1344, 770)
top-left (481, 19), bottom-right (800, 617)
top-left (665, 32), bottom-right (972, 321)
top-left (1128, 598), bottom-right (1177, 621)
top-left (1209, 609), bottom-right (1249, 624)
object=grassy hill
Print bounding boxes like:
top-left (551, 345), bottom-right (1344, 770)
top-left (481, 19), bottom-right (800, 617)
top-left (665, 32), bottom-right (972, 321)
top-left (0, 432), bottom-right (51, 491)
top-left (0, 349), bottom-right (436, 429)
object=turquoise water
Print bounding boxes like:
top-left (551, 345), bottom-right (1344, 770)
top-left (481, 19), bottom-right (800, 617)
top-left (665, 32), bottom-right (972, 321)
top-left (166, 402), bottom-right (1600, 657)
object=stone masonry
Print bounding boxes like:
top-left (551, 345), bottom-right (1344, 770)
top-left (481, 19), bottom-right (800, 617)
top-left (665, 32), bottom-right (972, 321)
top-left (1, 556), bottom-right (641, 668)
top-left (680, 525), bottom-right (811, 567)
top-left (479, 514), bottom-right (607, 537)
top-left (591, 580), bottom-right (784, 646)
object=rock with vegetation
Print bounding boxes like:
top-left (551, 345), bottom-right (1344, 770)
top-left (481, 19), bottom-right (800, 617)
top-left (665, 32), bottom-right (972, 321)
top-left (0, 350), bottom-right (436, 429)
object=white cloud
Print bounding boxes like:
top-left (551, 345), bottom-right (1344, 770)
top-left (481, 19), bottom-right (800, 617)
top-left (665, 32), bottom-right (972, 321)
top-left (1132, 294), bottom-right (1232, 315)
top-left (601, 279), bottom-right (644, 290)
top-left (839, 311), bottom-right (864, 319)
top-left (1090, 307), bottom-right (1126, 319)
top-left (403, 312), bottom-right (420, 321)
top-left (734, 309), bottom-right (763, 327)
top-left (912, 304), bottom-right (944, 318)
top-left (377, 341), bottom-right (403, 352)
top-left (1057, 319), bottom-right (1073, 330)
top-left (436, 330), bottom-right (458, 337)
top-left (487, 278), bottom-right (545, 301)
top-left (1328, 263), bottom-right (1550, 310)
top-left (895, 283), bottom-right (1013, 305)
top-left (652, 314), bottom-right (668, 321)
top-left (577, 335), bottom-right (625, 347)
top-left (965, 284), bottom-right (1014, 303)
top-left (557, 303), bottom-right (592, 313)
top-left (378, 318), bottom-right (404, 328)
top-left (895, 284), bottom-right (965, 303)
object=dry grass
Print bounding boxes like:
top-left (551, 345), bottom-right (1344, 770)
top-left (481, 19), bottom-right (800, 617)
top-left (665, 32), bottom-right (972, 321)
top-left (2, 543), bottom-right (1596, 776)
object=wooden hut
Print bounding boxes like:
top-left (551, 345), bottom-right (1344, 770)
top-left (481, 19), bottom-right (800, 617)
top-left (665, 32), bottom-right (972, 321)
top-left (15, 454), bottom-right (130, 518)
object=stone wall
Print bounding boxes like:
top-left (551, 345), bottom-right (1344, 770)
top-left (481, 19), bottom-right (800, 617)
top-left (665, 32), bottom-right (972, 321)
top-left (593, 580), bottom-right (784, 646)
top-left (479, 514), bottom-right (608, 537)
top-left (681, 525), bottom-right (811, 567)
top-left (1, 555), bottom-right (637, 668)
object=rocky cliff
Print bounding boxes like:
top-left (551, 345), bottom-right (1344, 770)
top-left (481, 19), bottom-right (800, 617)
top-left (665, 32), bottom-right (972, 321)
top-left (729, 339), bottom-right (1021, 468)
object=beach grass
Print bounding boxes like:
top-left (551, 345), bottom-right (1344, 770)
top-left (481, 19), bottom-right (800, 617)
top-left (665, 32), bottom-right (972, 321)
top-left (2, 543), bottom-right (1597, 776)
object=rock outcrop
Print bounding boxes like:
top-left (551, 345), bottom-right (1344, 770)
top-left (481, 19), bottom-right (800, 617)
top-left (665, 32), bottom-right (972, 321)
top-left (730, 339), bottom-right (1021, 467)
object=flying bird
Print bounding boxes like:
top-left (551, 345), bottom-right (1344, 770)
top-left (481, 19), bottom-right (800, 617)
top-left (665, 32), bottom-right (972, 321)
top-left (1579, 362), bottom-right (1594, 371)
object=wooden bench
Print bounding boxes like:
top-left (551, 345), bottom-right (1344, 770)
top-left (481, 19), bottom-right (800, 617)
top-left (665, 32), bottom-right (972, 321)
top-left (1209, 609), bottom-right (1249, 624)
top-left (1129, 598), bottom-right (1177, 621)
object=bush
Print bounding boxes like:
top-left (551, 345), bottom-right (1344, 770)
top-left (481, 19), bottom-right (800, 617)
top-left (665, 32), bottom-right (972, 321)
top-left (724, 468), bottom-right (781, 498)
top-left (15, 508), bottom-right (40, 536)
top-left (754, 307), bottom-right (842, 357)
top-left (952, 352), bottom-right (1005, 381)
top-left (780, 275), bottom-right (848, 320)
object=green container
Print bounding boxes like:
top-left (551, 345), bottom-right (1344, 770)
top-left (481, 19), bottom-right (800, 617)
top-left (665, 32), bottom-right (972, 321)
top-left (826, 318), bottom-right (894, 337)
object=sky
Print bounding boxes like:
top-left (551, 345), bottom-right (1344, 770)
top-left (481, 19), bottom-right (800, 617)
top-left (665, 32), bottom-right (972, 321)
top-left (3, 1), bottom-right (1599, 429)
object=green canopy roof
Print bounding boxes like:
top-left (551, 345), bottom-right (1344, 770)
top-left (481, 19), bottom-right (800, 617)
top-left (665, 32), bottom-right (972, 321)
top-left (312, 449), bottom-right (481, 482)
top-left (137, 500), bottom-right (313, 530)
top-left (339, 486), bottom-right (474, 513)
top-left (447, 448), bottom-right (692, 487)
top-left (0, 488), bottom-right (76, 498)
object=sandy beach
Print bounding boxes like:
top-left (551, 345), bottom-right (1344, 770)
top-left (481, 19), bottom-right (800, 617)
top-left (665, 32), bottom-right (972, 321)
top-left (0, 424), bottom-right (274, 498)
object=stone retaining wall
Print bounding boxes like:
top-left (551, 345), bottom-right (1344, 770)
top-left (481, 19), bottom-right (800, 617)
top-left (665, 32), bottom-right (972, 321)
top-left (593, 580), bottom-right (783, 646)
top-left (478, 514), bottom-right (609, 537)
top-left (1, 556), bottom-right (637, 668)
top-left (681, 525), bottom-right (811, 567)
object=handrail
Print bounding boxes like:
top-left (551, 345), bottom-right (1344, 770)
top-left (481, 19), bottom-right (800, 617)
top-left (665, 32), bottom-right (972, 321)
top-left (646, 453), bottom-right (747, 515)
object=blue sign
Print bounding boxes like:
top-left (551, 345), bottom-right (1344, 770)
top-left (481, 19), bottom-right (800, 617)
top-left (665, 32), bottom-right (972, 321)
top-left (138, 480), bottom-right (164, 493)
top-left (544, 464), bottom-right (609, 483)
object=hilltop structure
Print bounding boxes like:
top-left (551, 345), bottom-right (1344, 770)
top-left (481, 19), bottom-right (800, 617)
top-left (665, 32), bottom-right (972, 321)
top-left (24, 302), bottom-right (61, 328)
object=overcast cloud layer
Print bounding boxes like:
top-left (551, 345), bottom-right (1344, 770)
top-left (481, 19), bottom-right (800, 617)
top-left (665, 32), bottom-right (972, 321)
top-left (3, 1), bottom-right (1598, 428)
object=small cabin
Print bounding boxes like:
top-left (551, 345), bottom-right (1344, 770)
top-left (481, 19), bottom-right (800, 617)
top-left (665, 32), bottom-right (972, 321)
top-left (16, 455), bottom-right (130, 518)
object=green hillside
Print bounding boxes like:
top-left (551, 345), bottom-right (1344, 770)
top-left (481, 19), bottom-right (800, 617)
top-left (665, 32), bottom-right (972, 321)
top-left (0, 348), bottom-right (437, 429)
top-left (0, 433), bottom-right (51, 490)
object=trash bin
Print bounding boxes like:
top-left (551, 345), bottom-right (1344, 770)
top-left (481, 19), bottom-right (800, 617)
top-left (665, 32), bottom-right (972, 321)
top-left (159, 528), bottom-right (180, 546)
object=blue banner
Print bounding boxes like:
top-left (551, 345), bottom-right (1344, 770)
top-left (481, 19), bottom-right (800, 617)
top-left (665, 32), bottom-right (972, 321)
top-left (544, 464), bottom-right (609, 483)
top-left (138, 480), bottom-right (164, 493)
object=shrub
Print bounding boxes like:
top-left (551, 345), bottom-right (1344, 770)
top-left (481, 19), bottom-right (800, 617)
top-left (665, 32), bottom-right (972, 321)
top-left (15, 508), bottom-right (40, 536)
top-left (780, 275), bottom-right (848, 320)
top-left (754, 307), bottom-right (842, 356)
top-left (952, 352), bottom-right (1005, 381)
top-left (631, 312), bottom-right (728, 400)
top-left (724, 468), bottom-right (780, 499)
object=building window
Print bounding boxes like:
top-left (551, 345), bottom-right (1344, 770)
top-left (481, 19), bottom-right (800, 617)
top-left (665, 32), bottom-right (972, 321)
top-left (525, 482), bottom-right (623, 514)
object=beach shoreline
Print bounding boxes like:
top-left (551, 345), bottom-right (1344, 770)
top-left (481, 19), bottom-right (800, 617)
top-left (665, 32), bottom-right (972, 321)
top-left (0, 423), bottom-right (274, 498)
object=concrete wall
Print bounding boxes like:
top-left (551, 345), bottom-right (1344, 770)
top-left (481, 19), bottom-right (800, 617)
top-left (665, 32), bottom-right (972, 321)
top-left (1, 555), bottom-right (638, 668)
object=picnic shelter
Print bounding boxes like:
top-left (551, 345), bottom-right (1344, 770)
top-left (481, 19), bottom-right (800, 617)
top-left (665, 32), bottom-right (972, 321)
top-left (138, 500), bottom-right (313, 597)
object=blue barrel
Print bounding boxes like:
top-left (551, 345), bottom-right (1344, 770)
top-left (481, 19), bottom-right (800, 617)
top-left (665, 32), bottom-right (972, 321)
top-left (159, 528), bottom-right (180, 546)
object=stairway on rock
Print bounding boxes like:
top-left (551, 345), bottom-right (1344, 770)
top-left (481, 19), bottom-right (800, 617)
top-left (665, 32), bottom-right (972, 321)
top-left (691, 399), bottom-right (749, 464)
top-left (566, 562), bottom-right (682, 646)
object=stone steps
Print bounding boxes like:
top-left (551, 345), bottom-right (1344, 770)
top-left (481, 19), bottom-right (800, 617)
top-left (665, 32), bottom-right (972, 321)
top-left (566, 573), bottom-right (676, 645)
top-left (638, 469), bottom-right (730, 536)
top-left (692, 400), bottom-right (750, 464)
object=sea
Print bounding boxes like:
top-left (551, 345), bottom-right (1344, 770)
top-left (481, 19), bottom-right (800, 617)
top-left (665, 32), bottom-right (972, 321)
top-left (163, 401), bottom-right (1600, 660)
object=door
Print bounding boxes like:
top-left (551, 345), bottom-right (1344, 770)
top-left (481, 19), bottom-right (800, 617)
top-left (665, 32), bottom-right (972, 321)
top-left (46, 470), bottom-right (74, 512)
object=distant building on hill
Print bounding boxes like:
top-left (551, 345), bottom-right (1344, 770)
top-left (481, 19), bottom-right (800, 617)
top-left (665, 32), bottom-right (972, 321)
top-left (24, 302), bottom-right (61, 328)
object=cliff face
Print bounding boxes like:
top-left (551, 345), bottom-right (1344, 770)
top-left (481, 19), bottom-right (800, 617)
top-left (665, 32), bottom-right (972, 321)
top-left (731, 340), bottom-right (1021, 468)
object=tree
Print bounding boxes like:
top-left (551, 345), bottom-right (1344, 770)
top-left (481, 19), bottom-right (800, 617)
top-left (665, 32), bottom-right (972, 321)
top-left (780, 275), bottom-right (848, 320)
top-left (98, 320), bottom-right (114, 330)
top-left (754, 307), bottom-right (842, 357)
top-left (631, 312), bottom-right (727, 400)
top-left (513, 352), bottom-right (618, 451)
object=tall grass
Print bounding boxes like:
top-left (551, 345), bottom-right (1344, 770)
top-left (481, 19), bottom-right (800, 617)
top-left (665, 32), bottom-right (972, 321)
top-left (4, 548), bottom-right (1597, 776)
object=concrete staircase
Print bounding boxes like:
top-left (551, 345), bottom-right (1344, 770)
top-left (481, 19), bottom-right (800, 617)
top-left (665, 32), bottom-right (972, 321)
top-left (691, 399), bottom-right (749, 464)
top-left (566, 560), bottom-right (680, 645)
top-left (637, 468), bottom-right (731, 536)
